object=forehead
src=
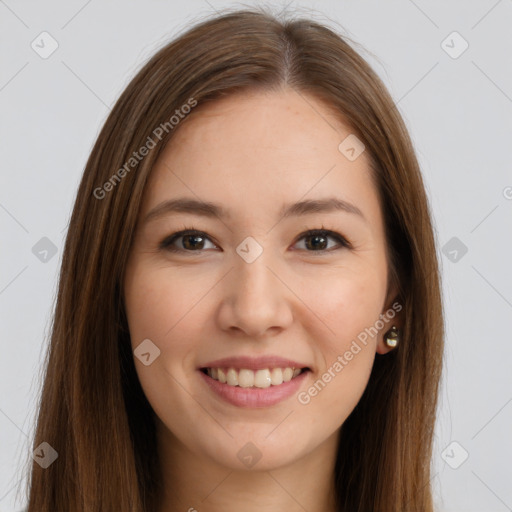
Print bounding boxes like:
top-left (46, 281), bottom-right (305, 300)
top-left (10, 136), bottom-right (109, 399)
top-left (141, 89), bottom-right (382, 229)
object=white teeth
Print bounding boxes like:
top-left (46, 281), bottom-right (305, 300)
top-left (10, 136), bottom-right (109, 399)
top-left (254, 369), bottom-right (272, 388)
top-left (238, 369), bottom-right (254, 388)
top-left (270, 368), bottom-right (283, 385)
top-left (205, 366), bottom-right (306, 388)
top-left (226, 368), bottom-right (238, 386)
top-left (283, 367), bottom-right (294, 382)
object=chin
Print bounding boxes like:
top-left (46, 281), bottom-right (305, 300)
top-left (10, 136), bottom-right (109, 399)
top-left (199, 428), bottom-right (315, 471)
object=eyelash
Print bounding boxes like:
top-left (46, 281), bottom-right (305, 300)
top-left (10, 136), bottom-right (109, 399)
top-left (159, 225), bottom-right (351, 255)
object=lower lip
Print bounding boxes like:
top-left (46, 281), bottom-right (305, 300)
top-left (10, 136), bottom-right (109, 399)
top-left (198, 369), bottom-right (309, 408)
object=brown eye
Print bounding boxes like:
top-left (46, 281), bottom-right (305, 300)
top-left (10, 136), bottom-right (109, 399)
top-left (160, 230), bottom-right (217, 252)
top-left (160, 227), bottom-right (350, 255)
top-left (294, 229), bottom-right (350, 252)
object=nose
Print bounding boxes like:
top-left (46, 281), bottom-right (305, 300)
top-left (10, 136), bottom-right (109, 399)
top-left (216, 252), bottom-right (294, 338)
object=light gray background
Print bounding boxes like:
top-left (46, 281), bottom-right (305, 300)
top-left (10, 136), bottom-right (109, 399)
top-left (1, 1), bottom-right (511, 511)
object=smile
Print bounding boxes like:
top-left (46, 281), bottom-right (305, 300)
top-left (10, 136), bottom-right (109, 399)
top-left (201, 367), bottom-right (308, 388)
top-left (198, 355), bottom-right (312, 407)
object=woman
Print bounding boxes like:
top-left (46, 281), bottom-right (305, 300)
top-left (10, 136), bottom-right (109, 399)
top-left (24, 7), bottom-right (444, 512)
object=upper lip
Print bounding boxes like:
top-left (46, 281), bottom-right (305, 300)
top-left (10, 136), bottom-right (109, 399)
top-left (199, 355), bottom-right (311, 371)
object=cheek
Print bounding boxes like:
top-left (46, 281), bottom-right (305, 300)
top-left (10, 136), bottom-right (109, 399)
top-left (295, 268), bottom-right (384, 412)
top-left (123, 262), bottom-right (208, 420)
top-left (124, 262), bottom-right (202, 345)
top-left (301, 265), bottom-right (386, 350)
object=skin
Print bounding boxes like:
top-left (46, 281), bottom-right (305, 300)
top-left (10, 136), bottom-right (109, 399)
top-left (123, 87), bottom-right (402, 512)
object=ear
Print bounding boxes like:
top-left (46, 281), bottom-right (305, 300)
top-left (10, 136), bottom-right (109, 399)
top-left (376, 282), bottom-right (404, 355)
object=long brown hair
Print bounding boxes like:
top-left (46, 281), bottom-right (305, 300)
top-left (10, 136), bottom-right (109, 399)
top-left (23, 7), bottom-right (444, 511)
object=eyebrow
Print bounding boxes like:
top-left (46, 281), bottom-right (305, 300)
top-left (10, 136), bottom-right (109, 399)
top-left (143, 196), bottom-right (366, 224)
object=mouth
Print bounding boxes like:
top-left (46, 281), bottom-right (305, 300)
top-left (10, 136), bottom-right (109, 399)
top-left (199, 366), bottom-right (311, 388)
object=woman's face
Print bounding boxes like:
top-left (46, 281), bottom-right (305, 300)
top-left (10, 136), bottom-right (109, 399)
top-left (123, 88), bottom-right (398, 471)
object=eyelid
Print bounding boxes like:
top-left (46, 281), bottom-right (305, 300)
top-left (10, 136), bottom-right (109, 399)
top-left (160, 226), bottom-right (351, 253)
top-left (292, 228), bottom-right (351, 251)
top-left (159, 228), bottom-right (219, 252)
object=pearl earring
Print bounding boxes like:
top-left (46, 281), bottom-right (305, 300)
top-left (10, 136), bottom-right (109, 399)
top-left (384, 325), bottom-right (399, 349)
